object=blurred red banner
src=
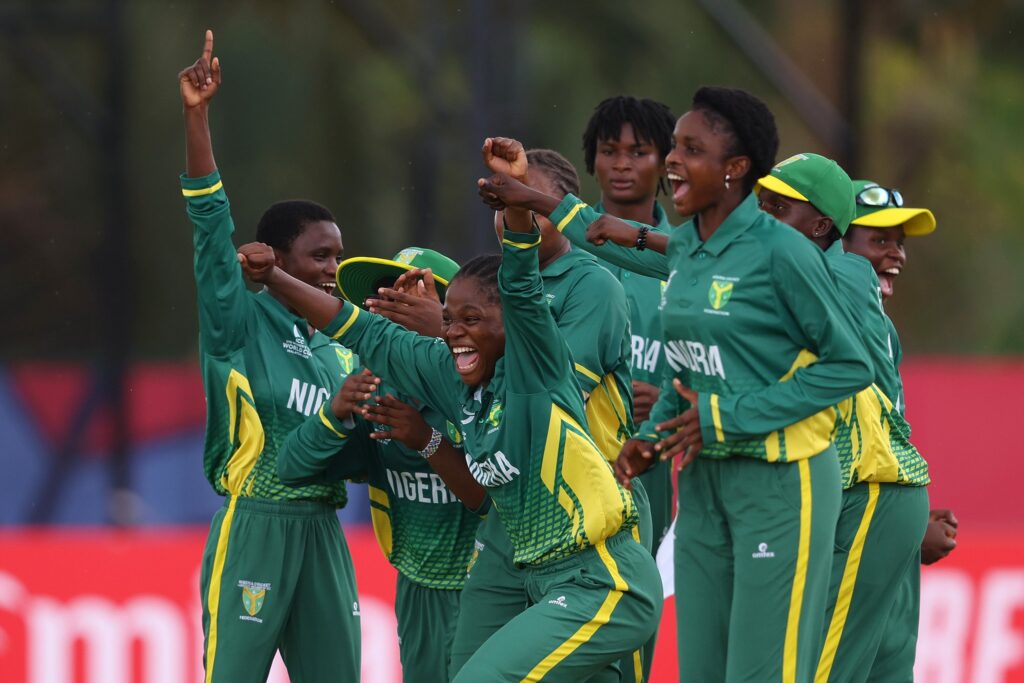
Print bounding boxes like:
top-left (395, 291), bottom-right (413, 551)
top-left (0, 528), bottom-right (1021, 682)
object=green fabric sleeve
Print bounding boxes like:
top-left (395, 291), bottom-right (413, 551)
top-left (322, 301), bottom-right (463, 421)
top-left (277, 404), bottom-right (373, 486)
top-left (181, 170), bottom-right (254, 357)
top-left (557, 265), bottom-right (629, 393)
top-left (831, 254), bottom-right (902, 405)
top-left (498, 230), bottom-right (574, 394)
top-left (550, 194), bottom-right (671, 280)
top-left (698, 241), bottom-right (873, 444)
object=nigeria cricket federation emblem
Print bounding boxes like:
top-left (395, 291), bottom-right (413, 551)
top-left (242, 586), bottom-right (266, 616)
top-left (238, 580), bottom-right (271, 618)
top-left (708, 278), bottom-right (735, 310)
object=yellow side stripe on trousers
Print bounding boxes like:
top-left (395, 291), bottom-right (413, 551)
top-left (815, 482), bottom-right (880, 682)
top-left (522, 540), bottom-right (627, 681)
top-left (204, 495), bottom-right (238, 683)
top-left (783, 460), bottom-right (813, 683)
top-left (632, 649), bottom-right (643, 683)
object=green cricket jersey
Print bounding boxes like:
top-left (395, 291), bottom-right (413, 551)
top-left (320, 228), bottom-right (638, 567)
top-left (182, 170), bottom-right (348, 505)
top-left (824, 242), bottom-right (929, 487)
top-left (541, 248), bottom-right (634, 461)
top-left (593, 201), bottom-right (672, 386)
top-left (278, 385), bottom-right (481, 590)
top-left (550, 192), bottom-right (873, 462)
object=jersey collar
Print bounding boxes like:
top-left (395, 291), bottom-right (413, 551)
top-left (685, 192), bottom-right (760, 257)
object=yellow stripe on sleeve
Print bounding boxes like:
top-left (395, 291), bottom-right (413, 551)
top-left (815, 483), bottom-right (880, 682)
top-left (783, 459), bottom-right (813, 683)
top-left (574, 363), bottom-right (602, 385)
top-left (502, 237), bottom-right (541, 249)
top-left (710, 393), bottom-right (725, 443)
top-left (204, 495), bottom-right (238, 683)
top-left (181, 180), bottom-right (224, 197)
top-left (318, 405), bottom-right (348, 439)
top-left (331, 306), bottom-right (361, 339)
top-left (555, 202), bottom-right (585, 232)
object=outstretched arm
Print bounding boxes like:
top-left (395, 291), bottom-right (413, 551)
top-left (479, 175), bottom-right (671, 279)
top-left (239, 242), bottom-right (462, 420)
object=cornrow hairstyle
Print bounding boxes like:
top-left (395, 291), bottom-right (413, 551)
top-left (449, 253), bottom-right (502, 305)
top-left (526, 149), bottom-right (580, 199)
top-left (691, 86), bottom-right (779, 193)
top-left (581, 96), bottom-right (676, 175)
top-left (256, 200), bottom-right (336, 252)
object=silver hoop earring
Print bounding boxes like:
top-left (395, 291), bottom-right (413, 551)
top-left (724, 174), bottom-right (731, 190)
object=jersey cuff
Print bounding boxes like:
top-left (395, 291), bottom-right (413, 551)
top-left (317, 404), bottom-right (356, 441)
top-left (501, 229), bottom-right (542, 249)
top-left (549, 193), bottom-right (588, 233)
top-left (324, 301), bottom-right (364, 342)
top-left (180, 170), bottom-right (228, 215)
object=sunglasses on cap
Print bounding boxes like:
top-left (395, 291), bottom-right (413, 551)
top-left (857, 184), bottom-right (904, 208)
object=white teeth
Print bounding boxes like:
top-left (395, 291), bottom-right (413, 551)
top-left (451, 346), bottom-right (476, 354)
top-left (667, 173), bottom-right (685, 182)
top-left (883, 268), bottom-right (901, 275)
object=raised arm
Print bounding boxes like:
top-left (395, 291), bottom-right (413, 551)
top-left (178, 30), bottom-right (256, 357)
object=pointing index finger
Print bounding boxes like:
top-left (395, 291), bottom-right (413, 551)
top-left (202, 29), bottom-right (214, 64)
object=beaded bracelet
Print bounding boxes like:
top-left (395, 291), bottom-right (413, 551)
top-left (418, 428), bottom-right (444, 459)
top-left (635, 225), bottom-right (650, 251)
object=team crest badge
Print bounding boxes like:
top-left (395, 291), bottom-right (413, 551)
top-left (485, 402), bottom-right (504, 428)
top-left (242, 586), bottom-right (266, 616)
top-left (335, 347), bottom-right (355, 374)
top-left (446, 420), bottom-right (464, 446)
top-left (238, 580), bottom-right (271, 619)
top-left (707, 279), bottom-right (735, 310)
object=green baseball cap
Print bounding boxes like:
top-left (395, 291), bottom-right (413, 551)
top-left (755, 152), bottom-right (856, 234)
top-left (336, 246), bottom-right (460, 304)
top-left (850, 180), bottom-right (936, 236)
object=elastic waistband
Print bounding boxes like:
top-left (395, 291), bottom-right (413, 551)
top-left (526, 527), bottom-right (638, 576)
top-left (226, 496), bottom-right (337, 518)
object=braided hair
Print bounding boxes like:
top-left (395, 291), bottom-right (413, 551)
top-left (581, 96), bottom-right (676, 175)
top-left (525, 148), bottom-right (580, 199)
top-left (256, 200), bottom-right (336, 251)
top-left (691, 86), bottom-right (779, 193)
top-left (449, 253), bottom-right (502, 305)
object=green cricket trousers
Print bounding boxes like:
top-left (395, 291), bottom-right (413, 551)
top-left (200, 496), bottom-right (360, 682)
top-left (675, 450), bottom-right (842, 682)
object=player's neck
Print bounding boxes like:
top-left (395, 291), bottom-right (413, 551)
top-left (600, 194), bottom-right (658, 226)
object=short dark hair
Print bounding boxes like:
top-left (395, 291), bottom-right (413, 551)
top-left (449, 253), bottom-right (502, 305)
top-left (691, 86), bottom-right (779, 193)
top-left (256, 200), bottom-right (336, 251)
top-left (581, 96), bottom-right (676, 174)
top-left (525, 149), bottom-right (580, 199)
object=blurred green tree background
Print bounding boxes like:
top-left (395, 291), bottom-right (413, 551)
top-left (2, 0), bottom-right (1022, 360)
